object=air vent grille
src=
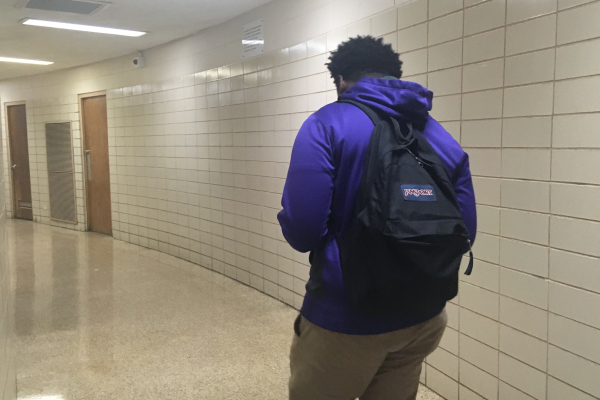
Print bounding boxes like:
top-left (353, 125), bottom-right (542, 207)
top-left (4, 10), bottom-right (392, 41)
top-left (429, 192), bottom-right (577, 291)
top-left (45, 122), bottom-right (77, 223)
top-left (22, 0), bottom-right (107, 15)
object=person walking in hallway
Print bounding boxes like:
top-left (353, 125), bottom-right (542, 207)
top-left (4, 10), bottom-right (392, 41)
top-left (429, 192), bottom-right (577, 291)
top-left (278, 36), bottom-right (477, 400)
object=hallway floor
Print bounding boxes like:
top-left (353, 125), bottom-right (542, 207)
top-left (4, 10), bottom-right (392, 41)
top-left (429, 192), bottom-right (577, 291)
top-left (8, 220), bottom-right (442, 400)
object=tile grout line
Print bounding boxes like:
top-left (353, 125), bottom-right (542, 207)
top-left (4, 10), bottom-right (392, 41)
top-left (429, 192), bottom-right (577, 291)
top-left (424, 0), bottom-right (431, 388)
top-left (497, 0), bottom-right (508, 395)
top-left (546, 3), bottom-right (561, 397)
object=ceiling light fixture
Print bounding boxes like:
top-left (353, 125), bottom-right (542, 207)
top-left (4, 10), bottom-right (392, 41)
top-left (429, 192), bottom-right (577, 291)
top-left (0, 56), bottom-right (53, 65)
top-left (22, 18), bottom-right (146, 37)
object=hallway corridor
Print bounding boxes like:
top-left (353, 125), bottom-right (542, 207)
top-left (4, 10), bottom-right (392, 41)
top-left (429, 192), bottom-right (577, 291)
top-left (8, 220), bottom-right (442, 400)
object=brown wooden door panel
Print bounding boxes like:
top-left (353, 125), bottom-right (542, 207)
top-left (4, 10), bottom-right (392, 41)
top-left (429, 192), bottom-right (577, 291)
top-left (82, 95), bottom-right (112, 235)
top-left (7, 104), bottom-right (33, 220)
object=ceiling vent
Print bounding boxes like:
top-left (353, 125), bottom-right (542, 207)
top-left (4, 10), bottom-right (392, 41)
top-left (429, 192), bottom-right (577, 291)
top-left (15, 0), bottom-right (110, 15)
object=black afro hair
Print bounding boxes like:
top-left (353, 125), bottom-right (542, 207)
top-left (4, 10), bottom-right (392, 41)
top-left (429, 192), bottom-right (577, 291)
top-left (326, 35), bottom-right (403, 86)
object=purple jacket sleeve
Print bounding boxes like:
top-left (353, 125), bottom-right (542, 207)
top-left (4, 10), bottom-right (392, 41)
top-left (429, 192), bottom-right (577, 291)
top-left (453, 154), bottom-right (477, 244)
top-left (278, 115), bottom-right (335, 253)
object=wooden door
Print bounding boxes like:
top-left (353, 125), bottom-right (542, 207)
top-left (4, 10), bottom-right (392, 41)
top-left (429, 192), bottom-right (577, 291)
top-left (82, 95), bottom-right (112, 235)
top-left (7, 104), bottom-right (33, 220)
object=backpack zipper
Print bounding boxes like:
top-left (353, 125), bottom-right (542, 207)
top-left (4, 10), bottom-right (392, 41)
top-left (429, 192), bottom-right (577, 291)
top-left (406, 148), bottom-right (430, 167)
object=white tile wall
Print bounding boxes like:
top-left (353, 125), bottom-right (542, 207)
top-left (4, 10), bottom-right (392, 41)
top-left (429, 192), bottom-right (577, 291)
top-left (500, 209), bottom-right (549, 245)
top-left (549, 248), bottom-right (600, 293)
top-left (428, 347), bottom-right (459, 380)
top-left (499, 268), bottom-right (548, 309)
top-left (428, 67), bottom-right (462, 96)
top-left (548, 377), bottom-right (597, 400)
top-left (432, 94), bottom-right (462, 121)
top-left (371, 8), bottom-right (398, 37)
top-left (429, 0), bottom-right (463, 19)
top-left (460, 334), bottom-right (499, 376)
top-left (462, 89), bottom-right (504, 120)
top-left (499, 382), bottom-right (537, 400)
top-left (554, 75), bottom-right (600, 114)
top-left (500, 296), bottom-right (548, 340)
top-left (462, 59), bottom-right (505, 92)
top-left (501, 180), bottom-right (550, 213)
top-left (460, 384), bottom-right (487, 400)
top-left (557, 0), bottom-right (600, 44)
top-left (397, 23), bottom-right (428, 52)
top-left (428, 366), bottom-right (460, 400)
top-left (553, 113), bottom-right (600, 148)
top-left (401, 49), bottom-right (428, 76)
top-left (472, 233), bottom-right (500, 264)
top-left (500, 324), bottom-right (548, 372)
top-left (461, 259), bottom-right (499, 292)
top-left (501, 149), bottom-right (551, 180)
top-left (503, 116), bottom-right (552, 147)
top-left (500, 238), bottom-right (549, 277)
top-left (506, 15), bottom-right (557, 56)
top-left (477, 204), bottom-right (501, 234)
top-left (505, 49), bottom-right (556, 87)
top-left (440, 326), bottom-right (459, 354)
top-left (397, 0), bottom-right (428, 29)
top-left (549, 313), bottom-right (600, 364)
top-left (460, 360), bottom-right (499, 400)
top-left (3, 1), bottom-right (600, 399)
top-left (551, 183), bottom-right (600, 221)
top-left (504, 83), bottom-right (554, 117)
top-left (461, 119), bottom-right (502, 148)
top-left (556, 38), bottom-right (600, 79)
top-left (507, 0), bottom-right (557, 24)
top-left (549, 282), bottom-right (600, 329)
top-left (550, 216), bottom-right (600, 257)
top-left (464, 0), bottom-right (506, 36)
top-left (463, 28), bottom-right (505, 63)
top-left (428, 11), bottom-right (464, 46)
top-left (499, 354), bottom-right (547, 399)
top-left (548, 346), bottom-right (600, 398)
top-left (460, 308), bottom-right (499, 348)
top-left (428, 40), bottom-right (464, 71)
top-left (472, 177), bottom-right (501, 206)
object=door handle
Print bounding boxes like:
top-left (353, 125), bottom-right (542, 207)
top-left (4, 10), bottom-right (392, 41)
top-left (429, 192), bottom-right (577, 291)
top-left (11, 164), bottom-right (16, 170)
top-left (85, 150), bottom-right (91, 181)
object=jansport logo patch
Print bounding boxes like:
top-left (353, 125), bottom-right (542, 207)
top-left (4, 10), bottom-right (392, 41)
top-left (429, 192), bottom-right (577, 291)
top-left (404, 188), bottom-right (433, 197)
top-left (401, 185), bottom-right (437, 202)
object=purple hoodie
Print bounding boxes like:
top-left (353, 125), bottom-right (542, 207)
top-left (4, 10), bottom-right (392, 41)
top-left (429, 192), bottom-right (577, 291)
top-left (278, 78), bottom-right (477, 335)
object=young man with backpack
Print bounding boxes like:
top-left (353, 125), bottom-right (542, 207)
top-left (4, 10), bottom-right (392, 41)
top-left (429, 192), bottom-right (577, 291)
top-left (278, 36), bottom-right (477, 400)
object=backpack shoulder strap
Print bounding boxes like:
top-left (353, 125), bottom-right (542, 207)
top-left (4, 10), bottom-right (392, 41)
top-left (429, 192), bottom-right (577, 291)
top-left (338, 99), bottom-right (415, 146)
top-left (337, 98), bottom-right (382, 125)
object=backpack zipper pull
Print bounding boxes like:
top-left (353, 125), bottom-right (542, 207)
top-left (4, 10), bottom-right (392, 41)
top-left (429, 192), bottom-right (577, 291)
top-left (406, 148), bottom-right (425, 167)
top-left (464, 240), bottom-right (474, 276)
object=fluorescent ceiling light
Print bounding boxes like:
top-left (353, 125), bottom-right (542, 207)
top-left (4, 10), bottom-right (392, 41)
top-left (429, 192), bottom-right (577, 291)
top-left (22, 18), bottom-right (146, 37)
top-left (0, 56), bottom-right (53, 65)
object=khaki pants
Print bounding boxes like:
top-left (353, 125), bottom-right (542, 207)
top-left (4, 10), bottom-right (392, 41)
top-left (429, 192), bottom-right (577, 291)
top-left (289, 309), bottom-right (447, 400)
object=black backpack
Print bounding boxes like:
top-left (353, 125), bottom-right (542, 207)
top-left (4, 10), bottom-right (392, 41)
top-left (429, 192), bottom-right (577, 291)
top-left (335, 99), bottom-right (474, 317)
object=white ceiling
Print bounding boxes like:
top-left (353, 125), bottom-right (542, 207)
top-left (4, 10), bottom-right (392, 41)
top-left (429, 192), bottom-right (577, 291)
top-left (0, 0), bottom-right (274, 81)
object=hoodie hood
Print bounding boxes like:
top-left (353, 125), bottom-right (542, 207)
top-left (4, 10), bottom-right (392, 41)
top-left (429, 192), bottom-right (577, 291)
top-left (339, 78), bottom-right (433, 128)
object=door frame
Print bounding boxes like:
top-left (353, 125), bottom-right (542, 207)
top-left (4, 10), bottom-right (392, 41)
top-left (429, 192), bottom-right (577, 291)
top-left (78, 90), bottom-right (109, 232)
top-left (4, 100), bottom-right (29, 219)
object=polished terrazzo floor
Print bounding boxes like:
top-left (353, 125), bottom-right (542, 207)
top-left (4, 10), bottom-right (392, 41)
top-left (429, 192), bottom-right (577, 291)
top-left (8, 220), bottom-right (442, 400)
